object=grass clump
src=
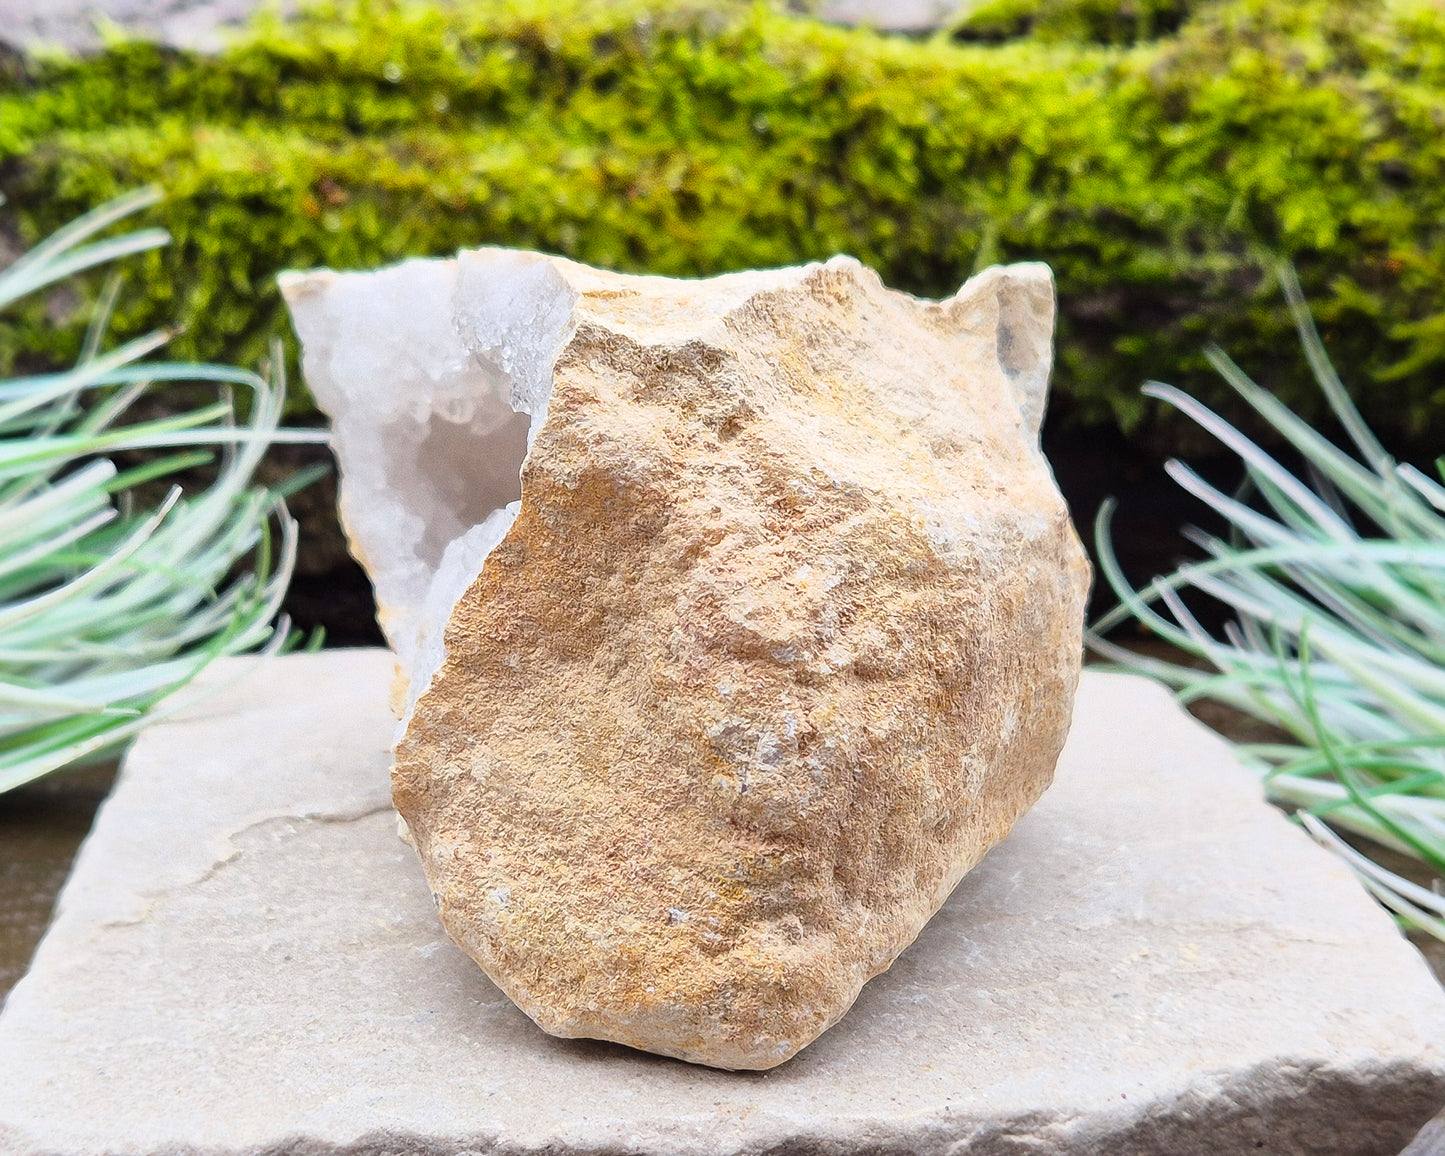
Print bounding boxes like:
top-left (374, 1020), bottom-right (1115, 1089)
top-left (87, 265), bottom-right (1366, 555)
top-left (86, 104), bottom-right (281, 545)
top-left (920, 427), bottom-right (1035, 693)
top-left (3, 0), bottom-right (1445, 450)
top-left (0, 189), bottom-right (318, 791)
top-left (1093, 268), bottom-right (1445, 942)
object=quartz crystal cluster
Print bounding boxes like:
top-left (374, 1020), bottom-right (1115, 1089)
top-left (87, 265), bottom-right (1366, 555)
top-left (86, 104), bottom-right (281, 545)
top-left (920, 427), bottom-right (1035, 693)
top-left (281, 252), bottom-right (1090, 1070)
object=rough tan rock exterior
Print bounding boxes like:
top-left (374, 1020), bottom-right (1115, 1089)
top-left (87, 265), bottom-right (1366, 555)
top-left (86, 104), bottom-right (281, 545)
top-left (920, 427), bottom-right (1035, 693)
top-left (283, 253), bottom-right (1090, 1070)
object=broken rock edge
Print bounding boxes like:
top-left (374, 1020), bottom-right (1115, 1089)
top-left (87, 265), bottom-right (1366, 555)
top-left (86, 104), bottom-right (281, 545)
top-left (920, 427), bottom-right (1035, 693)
top-left (4, 1054), bottom-right (1431, 1155)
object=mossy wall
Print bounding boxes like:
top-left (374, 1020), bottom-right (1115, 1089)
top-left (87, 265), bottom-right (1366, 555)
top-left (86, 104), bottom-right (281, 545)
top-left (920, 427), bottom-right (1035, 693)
top-left (3, 0), bottom-right (1445, 451)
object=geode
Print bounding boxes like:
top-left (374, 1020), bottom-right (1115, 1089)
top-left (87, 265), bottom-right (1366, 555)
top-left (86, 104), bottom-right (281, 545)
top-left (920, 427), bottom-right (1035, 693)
top-left (281, 252), bottom-right (1090, 1070)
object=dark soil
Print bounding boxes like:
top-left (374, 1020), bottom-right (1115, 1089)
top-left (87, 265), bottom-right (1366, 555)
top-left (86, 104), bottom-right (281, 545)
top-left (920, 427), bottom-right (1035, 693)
top-left (0, 760), bottom-right (118, 998)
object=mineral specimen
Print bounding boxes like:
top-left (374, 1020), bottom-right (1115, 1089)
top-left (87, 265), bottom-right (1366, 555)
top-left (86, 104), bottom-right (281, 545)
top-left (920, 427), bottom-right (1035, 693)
top-left (281, 252), bottom-right (1090, 1070)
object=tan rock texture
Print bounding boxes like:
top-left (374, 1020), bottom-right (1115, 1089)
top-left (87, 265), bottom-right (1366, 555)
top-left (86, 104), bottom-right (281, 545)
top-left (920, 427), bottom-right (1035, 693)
top-left (285, 253), bottom-right (1090, 1070)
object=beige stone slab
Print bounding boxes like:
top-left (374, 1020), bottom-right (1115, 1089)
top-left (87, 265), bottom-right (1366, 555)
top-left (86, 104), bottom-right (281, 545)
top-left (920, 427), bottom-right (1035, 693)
top-left (0, 650), bottom-right (1441, 1154)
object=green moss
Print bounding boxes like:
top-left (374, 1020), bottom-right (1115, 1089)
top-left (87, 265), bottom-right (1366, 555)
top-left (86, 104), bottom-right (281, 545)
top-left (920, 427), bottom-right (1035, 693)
top-left (4, 0), bottom-right (1445, 447)
top-left (953, 0), bottom-right (1197, 44)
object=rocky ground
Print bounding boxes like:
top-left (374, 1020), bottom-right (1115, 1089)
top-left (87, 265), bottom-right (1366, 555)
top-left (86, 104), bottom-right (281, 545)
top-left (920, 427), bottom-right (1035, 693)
top-left (0, 0), bottom-right (286, 51)
top-left (0, 0), bottom-right (957, 51)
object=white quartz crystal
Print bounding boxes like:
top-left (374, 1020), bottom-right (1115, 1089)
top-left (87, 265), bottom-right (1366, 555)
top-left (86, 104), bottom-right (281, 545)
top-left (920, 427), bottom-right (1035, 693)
top-left (279, 254), bottom-right (576, 702)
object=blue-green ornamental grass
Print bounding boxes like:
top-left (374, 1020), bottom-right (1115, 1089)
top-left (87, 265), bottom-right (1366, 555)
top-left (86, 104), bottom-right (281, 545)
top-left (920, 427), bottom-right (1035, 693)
top-left (0, 190), bottom-right (320, 793)
top-left (1093, 268), bottom-right (1445, 944)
